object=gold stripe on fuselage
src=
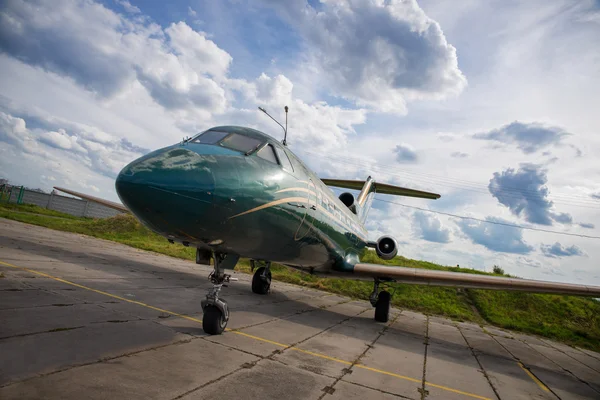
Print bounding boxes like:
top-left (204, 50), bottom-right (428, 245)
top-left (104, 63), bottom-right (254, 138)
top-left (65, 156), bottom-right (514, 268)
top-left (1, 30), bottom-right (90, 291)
top-left (228, 197), bottom-right (309, 219)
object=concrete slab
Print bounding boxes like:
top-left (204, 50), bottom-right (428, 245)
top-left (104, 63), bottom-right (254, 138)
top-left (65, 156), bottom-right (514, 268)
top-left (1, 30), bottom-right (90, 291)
top-left (458, 324), bottom-right (555, 400)
top-left (180, 359), bottom-right (336, 400)
top-left (274, 310), bottom-right (383, 378)
top-left (529, 342), bottom-right (600, 394)
top-left (0, 288), bottom-right (82, 310)
top-left (0, 339), bottom-right (258, 400)
top-left (342, 312), bottom-right (426, 399)
top-left (496, 336), bottom-right (600, 400)
top-left (326, 380), bottom-right (401, 400)
top-left (0, 320), bottom-right (189, 386)
top-left (425, 321), bottom-right (497, 400)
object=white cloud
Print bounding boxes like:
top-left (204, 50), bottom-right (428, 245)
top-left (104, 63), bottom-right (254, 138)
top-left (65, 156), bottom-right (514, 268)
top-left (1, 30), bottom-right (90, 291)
top-left (116, 0), bottom-right (141, 14)
top-left (264, 0), bottom-right (467, 113)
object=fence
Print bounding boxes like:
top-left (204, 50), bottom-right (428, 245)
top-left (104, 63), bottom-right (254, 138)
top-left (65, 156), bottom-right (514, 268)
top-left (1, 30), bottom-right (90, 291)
top-left (1, 185), bottom-right (124, 219)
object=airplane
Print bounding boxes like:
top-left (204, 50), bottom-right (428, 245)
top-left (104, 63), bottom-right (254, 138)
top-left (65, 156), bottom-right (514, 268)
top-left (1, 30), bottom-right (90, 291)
top-left (54, 109), bottom-right (600, 335)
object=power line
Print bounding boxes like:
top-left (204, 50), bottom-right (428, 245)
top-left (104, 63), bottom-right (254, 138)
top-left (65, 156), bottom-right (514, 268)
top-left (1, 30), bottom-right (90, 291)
top-left (300, 150), bottom-right (600, 209)
top-left (304, 149), bottom-right (598, 203)
top-left (374, 198), bottom-right (600, 240)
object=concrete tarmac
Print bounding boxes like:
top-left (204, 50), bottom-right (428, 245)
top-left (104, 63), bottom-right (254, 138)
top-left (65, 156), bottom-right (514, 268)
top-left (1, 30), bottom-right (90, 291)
top-left (1, 218), bottom-right (599, 399)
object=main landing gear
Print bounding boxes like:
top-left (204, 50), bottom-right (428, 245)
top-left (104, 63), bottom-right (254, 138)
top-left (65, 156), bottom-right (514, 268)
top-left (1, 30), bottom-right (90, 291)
top-left (201, 253), bottom-right (238, 335)
top-left (251, 260), bottom-right (271, 295)
top-left (370, 278), bottom-right (392, 323)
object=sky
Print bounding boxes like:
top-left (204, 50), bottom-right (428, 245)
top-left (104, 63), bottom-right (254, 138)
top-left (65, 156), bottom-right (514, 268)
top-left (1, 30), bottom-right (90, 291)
top-left (1, 0), bottom-right (599, 285)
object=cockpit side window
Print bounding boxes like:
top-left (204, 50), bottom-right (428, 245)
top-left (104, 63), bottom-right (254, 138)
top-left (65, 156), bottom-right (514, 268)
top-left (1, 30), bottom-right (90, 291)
top-left (275, 147), bottom-right (294, 172)
top-left (191, 130), bottom-right (228, 144)
top-left (218, 133), bottom-right (263, 153)
top-left (256, 144), bottom-right (278, 164)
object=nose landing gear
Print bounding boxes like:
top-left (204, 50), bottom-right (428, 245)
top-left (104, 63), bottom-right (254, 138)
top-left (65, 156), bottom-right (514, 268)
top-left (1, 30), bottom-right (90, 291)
top-left (370, 278), bottom-right (393, 323)
top-left (201, 253), bottom-right (239, 335)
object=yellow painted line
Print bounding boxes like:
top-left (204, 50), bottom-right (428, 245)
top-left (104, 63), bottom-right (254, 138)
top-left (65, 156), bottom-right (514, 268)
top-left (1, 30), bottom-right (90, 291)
top-left (0, 261), bottom-right (204, 325)
top-left (1, 260), bottom-right (491, 400)
top-left (227, 330), bottom-right (287, 348)
top-left (518, 362), bottom-right (550, 392)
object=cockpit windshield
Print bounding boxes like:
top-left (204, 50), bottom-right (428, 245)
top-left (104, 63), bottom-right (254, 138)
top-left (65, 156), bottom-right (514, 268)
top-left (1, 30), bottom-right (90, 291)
top-left (219, 133), bottom-right (262, 153)
top-left (191, 130), bottom-right (229, 144)
top-left (190, 130), bottom-right (264, 154)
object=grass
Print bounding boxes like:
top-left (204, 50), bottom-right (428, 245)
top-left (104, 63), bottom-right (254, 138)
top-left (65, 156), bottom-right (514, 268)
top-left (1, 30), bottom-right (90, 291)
top-left (1, 203), bottom-right (598, 351)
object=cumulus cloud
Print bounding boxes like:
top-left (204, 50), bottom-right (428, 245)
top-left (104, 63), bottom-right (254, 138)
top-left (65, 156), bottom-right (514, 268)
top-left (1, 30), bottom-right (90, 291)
top-left (231, 73), bottom-right (367, 150)
top-left (264, 0), bottom-right (466, 113)
top-left (0, 0), bottom-right (229, 116)
top-left (591, 192), bottom-right (600, 200)
top-left (579, 222), bottom-right (595, 229)
top-left (0, 111), bottom-right (147, 179)
top-left (413, 211), bottom-right (450, 243)
top-left (115, 0), bottom-right (140, 14)
top-left (488, 164), bottom-right (572, 226)
top-left (394, 144), bottom-right (418, 163)
top-left (540, 242), bottom-right (585, 258)
top-left (451, 151), bottom-right (468, 158)
top-left (457, 217), bottom-right (534, 254)
top-left (474, 121), bottom-right (569, 154)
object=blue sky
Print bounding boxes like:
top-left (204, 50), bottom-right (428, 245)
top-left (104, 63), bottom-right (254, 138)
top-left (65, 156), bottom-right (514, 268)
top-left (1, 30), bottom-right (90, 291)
top-left (1, 0), bottom-right (599, 284)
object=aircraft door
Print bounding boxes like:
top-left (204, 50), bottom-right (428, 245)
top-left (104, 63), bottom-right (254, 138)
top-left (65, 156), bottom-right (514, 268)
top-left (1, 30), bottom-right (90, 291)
top-left (294, 178), bottom-right (317, 241)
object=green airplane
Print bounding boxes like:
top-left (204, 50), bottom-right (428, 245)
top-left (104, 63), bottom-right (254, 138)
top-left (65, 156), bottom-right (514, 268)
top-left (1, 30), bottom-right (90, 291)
top-left (54, 119), bottom-right (600, 335)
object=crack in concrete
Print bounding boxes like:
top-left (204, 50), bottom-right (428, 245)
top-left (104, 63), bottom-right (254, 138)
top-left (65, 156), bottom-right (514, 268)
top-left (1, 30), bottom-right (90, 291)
top-left (456, 324), bottom-right (502, 400)
top-left (0, 338), bottom-right (194, 389)
top-left (316, 311), bottom-right (402, 400)
top-left (419, 315), bottom-right (430, 400)
top-left (518, 338), bottom-right (600, 396)
top-left (484, 330), bottom-right (562, 400)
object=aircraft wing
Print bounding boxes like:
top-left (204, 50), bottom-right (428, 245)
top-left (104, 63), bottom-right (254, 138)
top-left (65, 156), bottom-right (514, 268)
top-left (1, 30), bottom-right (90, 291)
top-left (321, 179), bottom-right (440, 199)
top-left (352, 263), bottom-right (600, 297)
top-left (53, 187), bottom-right (130, 213)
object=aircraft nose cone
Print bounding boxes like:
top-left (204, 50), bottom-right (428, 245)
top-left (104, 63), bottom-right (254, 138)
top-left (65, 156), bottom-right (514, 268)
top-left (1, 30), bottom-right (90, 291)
top-left (116, 146), bottom-right (216, 233)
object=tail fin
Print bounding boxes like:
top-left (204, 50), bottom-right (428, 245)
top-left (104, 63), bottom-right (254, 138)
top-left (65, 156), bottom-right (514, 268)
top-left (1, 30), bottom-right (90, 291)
top-left (356, 177), bottom-right (376, 223)
top-left (320, 177), bottom-right (440, 224)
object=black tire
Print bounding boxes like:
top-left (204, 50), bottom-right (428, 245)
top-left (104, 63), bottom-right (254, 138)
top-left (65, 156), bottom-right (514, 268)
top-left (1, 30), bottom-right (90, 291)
top-left (203, 305), bottom-right (227, 335)
top-left (252, 266), bottom-right (271, 295)
top-left (374, 290), bottom-right (391, 323)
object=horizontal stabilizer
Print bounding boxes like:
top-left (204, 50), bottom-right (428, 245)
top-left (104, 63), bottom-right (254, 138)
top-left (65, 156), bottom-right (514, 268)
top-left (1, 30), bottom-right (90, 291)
top-left (53, 187), bottom-right (130, 213)
top-left (353, 263), bottom-right (600, 297)
top-left (320, 179), bottom-right (440, 199)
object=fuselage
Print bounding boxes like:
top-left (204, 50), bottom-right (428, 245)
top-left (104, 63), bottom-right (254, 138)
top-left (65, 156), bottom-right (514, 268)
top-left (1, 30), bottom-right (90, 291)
top-left (115, 126), bottom-right (368, 275)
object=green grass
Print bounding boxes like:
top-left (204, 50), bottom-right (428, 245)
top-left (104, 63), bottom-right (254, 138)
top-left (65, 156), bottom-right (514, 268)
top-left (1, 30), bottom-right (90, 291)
top-left (0, 203), bottom-right (87, 220)
top-left (1, 204), bottom-right (598, 351)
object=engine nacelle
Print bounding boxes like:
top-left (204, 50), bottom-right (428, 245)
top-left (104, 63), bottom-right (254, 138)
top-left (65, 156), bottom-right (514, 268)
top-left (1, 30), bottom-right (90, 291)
top-left (339, 192), bottom-right (357, 214)
top-left (375, 236), bottom-right (398, 260)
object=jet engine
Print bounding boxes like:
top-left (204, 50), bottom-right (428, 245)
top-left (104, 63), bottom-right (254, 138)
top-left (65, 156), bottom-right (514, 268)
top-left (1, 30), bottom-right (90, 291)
top-left (375, 236), bottom-right (398, 260)
top-left (339, 192), bottom-right (357, 214)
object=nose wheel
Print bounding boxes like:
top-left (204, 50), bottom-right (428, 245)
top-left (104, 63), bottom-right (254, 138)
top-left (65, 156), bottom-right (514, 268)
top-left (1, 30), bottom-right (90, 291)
top-left (370, 279), bottom-right (393, 323)
top-left (201, 253), bottom-right (238, 335)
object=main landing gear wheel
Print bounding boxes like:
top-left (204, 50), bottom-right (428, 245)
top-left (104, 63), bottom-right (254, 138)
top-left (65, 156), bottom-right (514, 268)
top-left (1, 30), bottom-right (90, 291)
top-left (374, 291), bottom-right (391, 323)
top-left (252, 264), bottom-right (272, 295)
top-left (370, 279), bottom-right (393, 323)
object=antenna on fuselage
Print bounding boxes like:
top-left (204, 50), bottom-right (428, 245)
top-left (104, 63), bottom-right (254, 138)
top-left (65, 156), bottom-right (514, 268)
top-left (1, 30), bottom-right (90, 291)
top-left (258, 106), bottom-right (289, 146)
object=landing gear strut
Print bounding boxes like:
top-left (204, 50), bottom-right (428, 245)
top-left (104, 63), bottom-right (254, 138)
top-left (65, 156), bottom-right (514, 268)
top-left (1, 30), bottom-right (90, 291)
top-left (201, 253), bottom-right (238, 335)
top-left (370, 278), bottom-right (392, 323)
top-left (251, 260), bottom-right (271, 295)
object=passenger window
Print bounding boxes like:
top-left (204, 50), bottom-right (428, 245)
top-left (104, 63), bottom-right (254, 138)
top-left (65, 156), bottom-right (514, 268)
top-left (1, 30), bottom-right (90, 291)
top-left (257, 144), bottom-right (278, 164)
top-left (275, 147), bottom-right (294, 172)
